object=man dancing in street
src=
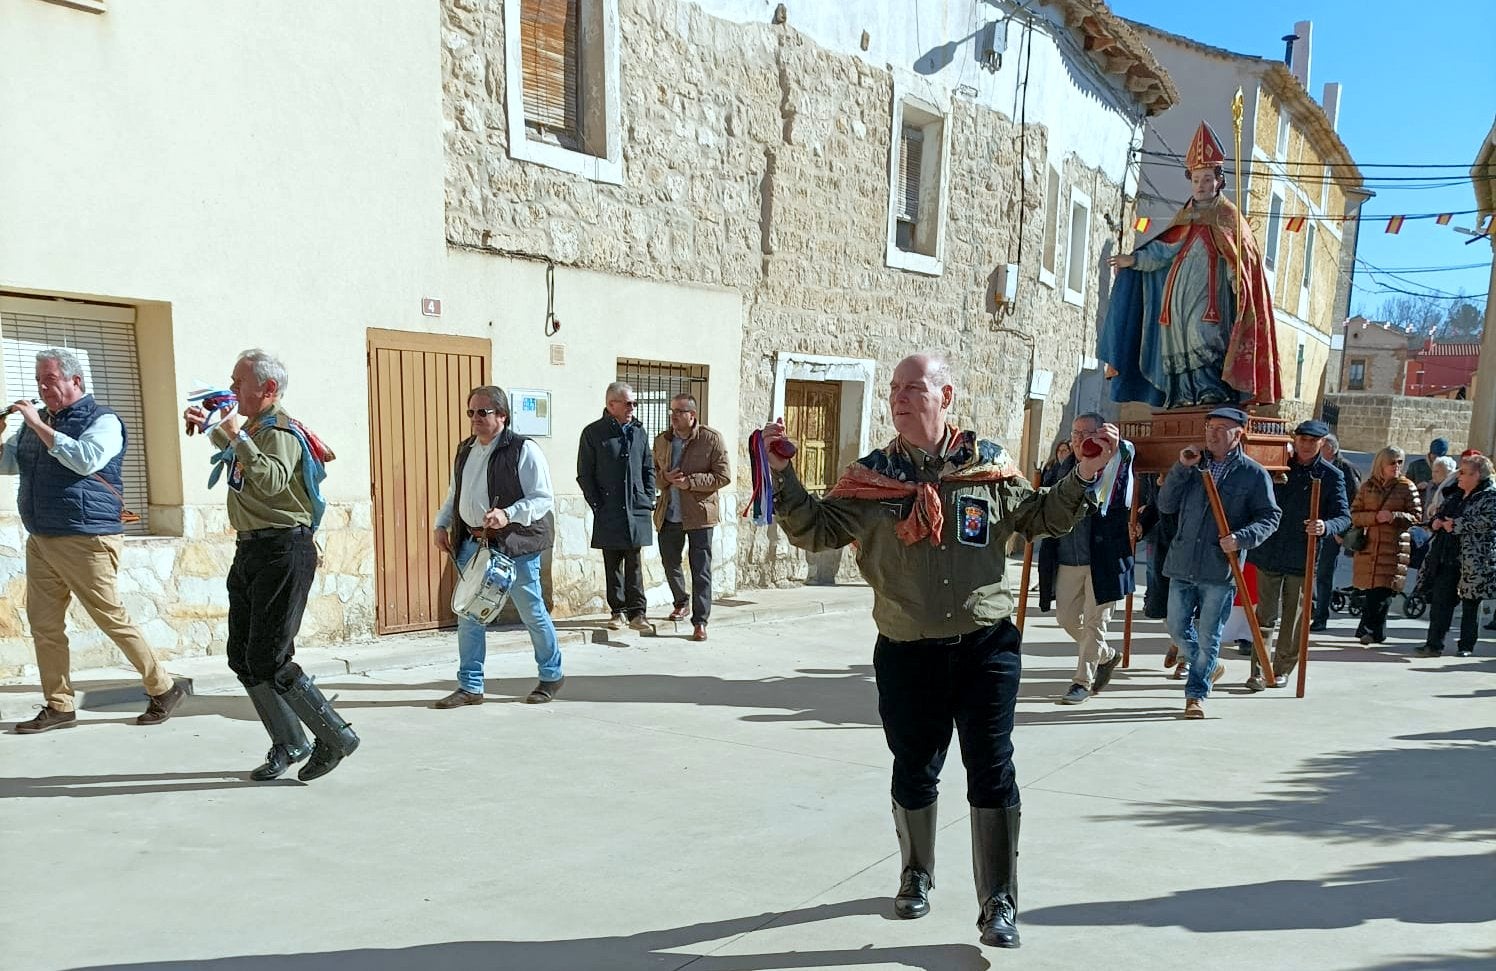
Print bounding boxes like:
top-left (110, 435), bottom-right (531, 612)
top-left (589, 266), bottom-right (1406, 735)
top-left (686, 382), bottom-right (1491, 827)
top-left (764, 353), bottom-right (1114, 949)
top-left (183, 349), bottom-right (359, 781)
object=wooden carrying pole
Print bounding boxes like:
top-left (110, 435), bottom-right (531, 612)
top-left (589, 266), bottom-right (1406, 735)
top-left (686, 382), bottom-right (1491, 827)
top-left (1016, 467), bottom-right (1038, 634)
top-left (1296, 478), bottom-right (1322, 698)
top-left (1122, 498), bottom-right (1139, 667)
top-left (1200, 471), bottom-right (1275, 681)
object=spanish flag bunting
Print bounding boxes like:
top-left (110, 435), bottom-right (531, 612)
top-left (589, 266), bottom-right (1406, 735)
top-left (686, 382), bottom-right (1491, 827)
top-left (1435, 213), bottom-right (1453, 225)
top-left (1134, 216), bottom-right (1151, 232)
top-left (1385, 215), bottom-right (1406, 234)
top-left (1285, 215), bottom-right (1306, 233)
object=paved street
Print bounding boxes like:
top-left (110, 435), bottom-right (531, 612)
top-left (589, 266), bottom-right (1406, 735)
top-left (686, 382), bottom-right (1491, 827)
top-left (3, 585), bottom-right (1494, 971)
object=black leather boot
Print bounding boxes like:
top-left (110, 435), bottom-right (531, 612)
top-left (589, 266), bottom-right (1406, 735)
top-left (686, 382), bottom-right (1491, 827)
top-left (892, 800), bottom-right (937, 919)
top-left (280, 674), bottom-right (360, 782)
top-left (972, 805), bottom-right (1021, 948)
top-left (246, 682), bottom-right (312, 781)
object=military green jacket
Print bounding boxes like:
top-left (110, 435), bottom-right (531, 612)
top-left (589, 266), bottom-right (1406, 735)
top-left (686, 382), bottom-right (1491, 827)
top-left (773, 448), bottom-right (1096, 642)
top-left (209, 403), bottom-right (315, 532)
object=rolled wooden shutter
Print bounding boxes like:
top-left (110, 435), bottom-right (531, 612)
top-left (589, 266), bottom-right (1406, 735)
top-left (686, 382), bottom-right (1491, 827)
top-left (898, 125), bottom-right (923, 222)
top-left (521, 0), bottom-right (580, 139)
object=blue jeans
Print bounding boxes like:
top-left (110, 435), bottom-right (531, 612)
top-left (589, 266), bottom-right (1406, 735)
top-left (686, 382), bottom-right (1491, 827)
top-left (456, 537), bottom-right (563, 691)
top-left (1165, 579), bottom-right (1235, 701)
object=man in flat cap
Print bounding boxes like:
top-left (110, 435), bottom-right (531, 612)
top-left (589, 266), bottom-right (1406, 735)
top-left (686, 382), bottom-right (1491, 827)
top-left (1243, 420), bottom-right (1349, 690)
top-left (1156, 406), bottom-right (1280, 718)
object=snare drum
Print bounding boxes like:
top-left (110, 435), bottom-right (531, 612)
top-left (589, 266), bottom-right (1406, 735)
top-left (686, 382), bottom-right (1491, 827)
top-left (451, 544), bottom-right (516, 625)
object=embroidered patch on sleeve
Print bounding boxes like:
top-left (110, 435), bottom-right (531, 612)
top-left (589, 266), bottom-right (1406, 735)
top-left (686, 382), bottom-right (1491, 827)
top-left (956, 495), bottom-right (990, 547)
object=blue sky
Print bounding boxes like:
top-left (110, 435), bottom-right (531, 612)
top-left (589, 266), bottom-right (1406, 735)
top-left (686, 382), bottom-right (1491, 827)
top-left (1114, 0), bottom-right (1495, 321)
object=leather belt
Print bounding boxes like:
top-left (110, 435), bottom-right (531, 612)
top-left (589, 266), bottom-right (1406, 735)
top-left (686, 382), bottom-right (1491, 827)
top-left (238, 525), bottom-right (312, 543)
top-left (468, 526), bottom-right (500, 542)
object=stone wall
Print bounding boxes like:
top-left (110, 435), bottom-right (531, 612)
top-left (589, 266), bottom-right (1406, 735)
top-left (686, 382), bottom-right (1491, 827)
top-left (1324, 393), bottom-right (1474, 458)
top-left (0, 501), bottom-right (374, 678)
top-left (442, 0), bottom-right (1132, 587)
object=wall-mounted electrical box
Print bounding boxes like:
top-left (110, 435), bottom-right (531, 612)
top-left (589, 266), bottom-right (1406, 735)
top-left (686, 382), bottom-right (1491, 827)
top-left (992, 262), bottom-right (1020, 305)
top-left (978, 19), bottom-right (1007, 70)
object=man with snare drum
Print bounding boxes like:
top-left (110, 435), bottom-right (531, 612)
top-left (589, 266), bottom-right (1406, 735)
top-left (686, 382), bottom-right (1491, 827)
top-left (433, 385), bottom-right (564, 706)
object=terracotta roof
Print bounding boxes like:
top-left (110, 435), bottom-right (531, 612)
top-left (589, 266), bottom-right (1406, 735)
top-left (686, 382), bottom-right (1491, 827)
top-left (1125, 19), bottom-right (1364, 187)
top-left (1037, 0), bottom-right (1177, 116)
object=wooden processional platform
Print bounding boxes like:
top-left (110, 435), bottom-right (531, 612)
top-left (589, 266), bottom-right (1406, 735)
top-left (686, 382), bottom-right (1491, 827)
top-left (1118, 407), bottom-right (1292, 475)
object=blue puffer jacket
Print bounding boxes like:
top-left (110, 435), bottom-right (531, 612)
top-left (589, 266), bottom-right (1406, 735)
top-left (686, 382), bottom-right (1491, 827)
top-left (14, 395), bottom-right (127, 536)
top-left (1158, 449), bottom-right (1281, 585)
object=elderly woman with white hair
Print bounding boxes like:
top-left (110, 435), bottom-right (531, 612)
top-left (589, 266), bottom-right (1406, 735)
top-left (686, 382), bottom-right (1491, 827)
top-left (1420, 454), bottom-right (1496, 657)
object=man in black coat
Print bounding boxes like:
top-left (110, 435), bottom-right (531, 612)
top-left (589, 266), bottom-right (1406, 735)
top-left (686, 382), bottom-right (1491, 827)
top-left (1245, 420), bottom-right (1349, 690)
top-left (577, 382), bottom-right (656, 630)
top-left (1043, 413), bottom-right (1137, 705)
top-left (1309, 433), bottom-right (1362, 630)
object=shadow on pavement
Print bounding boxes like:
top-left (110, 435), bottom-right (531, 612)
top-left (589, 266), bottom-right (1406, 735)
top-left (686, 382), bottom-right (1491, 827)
top-left (1359, 950), bottom-right (1496, 970)
top-left (0, 770), bottom-right (299, 798)
top-left (63, 898), bottom-right (991, 971)
top-left (1087, 738), bottom-right (1496, 843)
top-left (1024, 851), bottom-right (1496, 933)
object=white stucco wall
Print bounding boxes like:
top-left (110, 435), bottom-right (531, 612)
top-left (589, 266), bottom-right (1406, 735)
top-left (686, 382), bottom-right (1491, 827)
top-left (691, 0), bottom-right (1143, 182)
top-left (0, 0), bottom-right (450, 506)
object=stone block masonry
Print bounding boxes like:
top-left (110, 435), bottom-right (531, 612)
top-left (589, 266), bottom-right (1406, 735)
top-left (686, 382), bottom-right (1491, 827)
top-left (1325, 393), bottom-right (1474, 458)
top-left (443, 0), bottom-right (1136, 588)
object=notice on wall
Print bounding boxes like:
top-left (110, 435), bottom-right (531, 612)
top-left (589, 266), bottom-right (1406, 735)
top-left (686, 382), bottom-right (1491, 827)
top-left (509, 388), bottom-right (551, 437)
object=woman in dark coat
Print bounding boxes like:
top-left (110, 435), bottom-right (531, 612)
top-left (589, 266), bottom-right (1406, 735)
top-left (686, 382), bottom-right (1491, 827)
top-left (1035, 440), bottom-right (1072, 612)
top-left (1420, 454), bottom-right (1496, 657)
top-left (577, 384), bottom-right (656, 628)
top-left (1350, 446), bottom-right (1421, 644)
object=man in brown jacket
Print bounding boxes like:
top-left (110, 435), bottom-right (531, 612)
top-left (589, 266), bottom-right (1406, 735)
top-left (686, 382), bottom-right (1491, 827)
top-left (652, 394), bottom-right (731, 641)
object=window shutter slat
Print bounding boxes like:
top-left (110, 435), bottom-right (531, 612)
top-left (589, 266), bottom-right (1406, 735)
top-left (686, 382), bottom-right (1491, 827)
top-left (898, 126), bottom-right (923, 222)
top-left (521, 0), bottom-right (580, 138)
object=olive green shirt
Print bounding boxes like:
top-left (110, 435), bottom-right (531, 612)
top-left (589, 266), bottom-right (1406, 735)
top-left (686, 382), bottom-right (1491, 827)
top-left (208, 403), bottom-right (314, 532)
top-left (773, 446), bottom-right (1097, 642)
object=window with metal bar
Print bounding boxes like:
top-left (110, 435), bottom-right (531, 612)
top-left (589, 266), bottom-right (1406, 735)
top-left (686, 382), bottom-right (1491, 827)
top-left (1, 304), bottom-right (150, 534)
top-left (616, 359), bottom-right (709, 442)
top-left (520, 0), bottom-right (581, 150)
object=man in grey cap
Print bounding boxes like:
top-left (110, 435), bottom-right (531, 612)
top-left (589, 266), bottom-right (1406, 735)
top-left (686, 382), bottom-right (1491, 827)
top-left (1156, 407), bottom-right (1280, 718)
top-left (1243, 420), bottom-right (1349, 690)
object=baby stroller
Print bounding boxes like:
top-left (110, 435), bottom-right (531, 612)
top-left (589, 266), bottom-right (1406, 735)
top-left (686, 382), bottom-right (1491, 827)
top-left (1401, 527), bottom-right (1430, 619)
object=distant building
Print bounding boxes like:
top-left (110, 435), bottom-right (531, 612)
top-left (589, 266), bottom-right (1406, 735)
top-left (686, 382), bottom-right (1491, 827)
top-left (1403, 339), bottom-right (1480, 398)
top-left (1338, 316), bottom-right (1412, 394)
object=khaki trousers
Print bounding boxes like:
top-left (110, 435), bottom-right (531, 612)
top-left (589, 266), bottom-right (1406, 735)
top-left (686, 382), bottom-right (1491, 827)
top-left (26, 533), bottom-right (172, 712)
top-left (1055, 564), bottom-right (1116, 688)
top-left (1253, 568), bottom-right (1306, 675)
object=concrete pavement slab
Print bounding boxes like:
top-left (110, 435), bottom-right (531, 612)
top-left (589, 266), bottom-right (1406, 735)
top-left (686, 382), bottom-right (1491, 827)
top-left (2, 586), bottom-right (1493, 971)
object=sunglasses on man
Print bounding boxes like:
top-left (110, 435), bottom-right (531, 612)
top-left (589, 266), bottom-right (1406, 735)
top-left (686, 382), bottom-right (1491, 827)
top-left (466, 408), bottom-right (500, 418)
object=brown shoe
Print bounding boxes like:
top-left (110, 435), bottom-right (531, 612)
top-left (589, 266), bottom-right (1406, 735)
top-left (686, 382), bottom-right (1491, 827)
top-left (628, 615), bottom-right (652, 632)
top-left (137, 680), bottom-right (186, 726)
top-left (668, 605), bottom-right (690, 622)
top-left (15, 706), bottom-right (77, 734)
top-left (525, 677), bottom-right (564, 704)
top-left (1184, 698), bottom-right (1205, 719)
top-left (1164, 644), bottom-right (1179, 667)
top-left (606, 613), bottom-right (624, 631)
top-left (692, 624), bottom-right (708, 642)
top-left (1210, 660), bottom-right (1226, 685)
top-left (433, 689), bottom-right (484, 709)
top-left (1170, 663), bottom-right (1186, 680)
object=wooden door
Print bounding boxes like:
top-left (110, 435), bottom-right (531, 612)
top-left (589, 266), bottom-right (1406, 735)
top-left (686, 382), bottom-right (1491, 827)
top-left (368, 329), bottom-right (490, 634)
top-left (783, 380), bottom-right (841, 493)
